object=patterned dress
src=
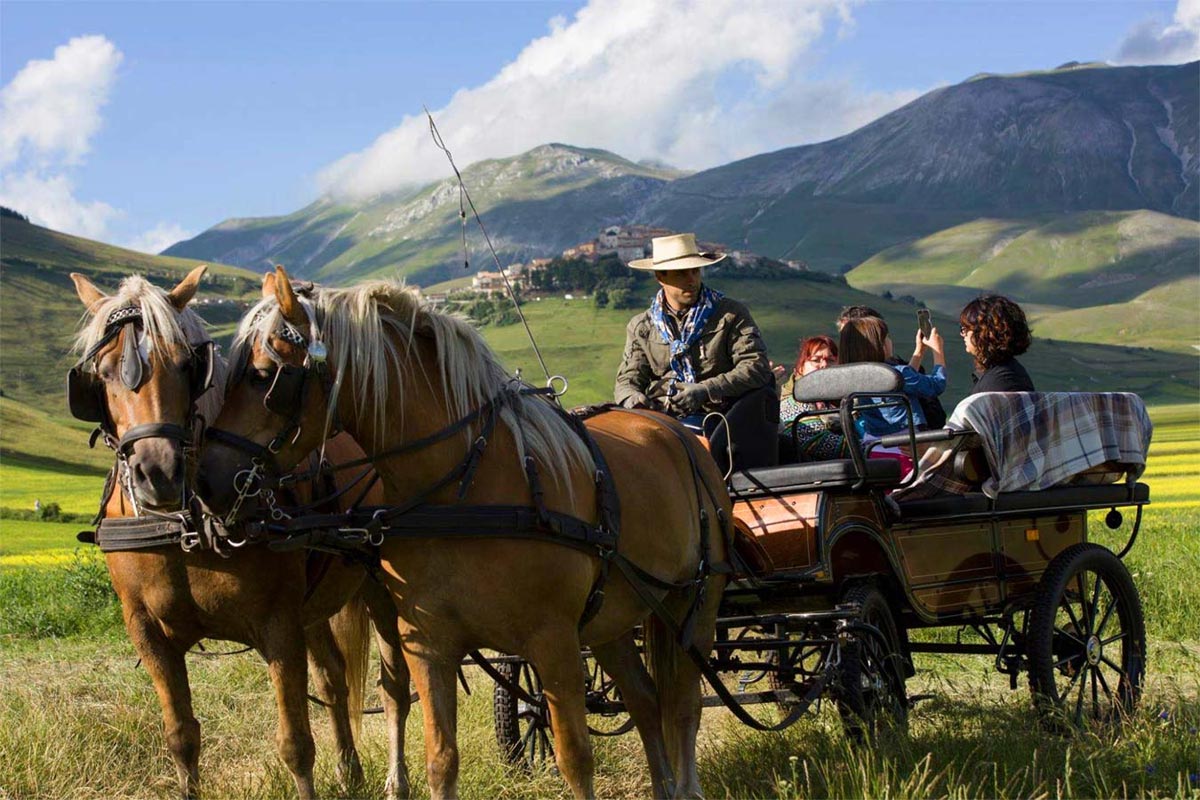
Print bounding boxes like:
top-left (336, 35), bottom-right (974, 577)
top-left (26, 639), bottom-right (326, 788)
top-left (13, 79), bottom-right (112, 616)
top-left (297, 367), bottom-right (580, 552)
top-left (778, 377), bottom-right (850, 461)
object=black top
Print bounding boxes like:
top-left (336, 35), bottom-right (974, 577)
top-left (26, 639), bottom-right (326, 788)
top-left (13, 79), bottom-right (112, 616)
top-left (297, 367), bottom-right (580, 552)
top-left (970, 358), bottom-right (1035, 393)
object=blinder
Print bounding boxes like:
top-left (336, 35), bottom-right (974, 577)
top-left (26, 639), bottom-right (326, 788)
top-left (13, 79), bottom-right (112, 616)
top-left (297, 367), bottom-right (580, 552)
top-left (264, 363), bottom-right (307, 416)
top-left (65, 303), bottom-right (217, 425)
top-left (67, 366), bottom-right (106, 423)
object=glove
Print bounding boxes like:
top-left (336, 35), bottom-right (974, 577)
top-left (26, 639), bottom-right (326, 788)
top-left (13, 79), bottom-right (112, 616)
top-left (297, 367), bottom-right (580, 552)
top-left (670, 382), bottom-right (711, 414)
top-left (620, 392), bottom-right (649, 409)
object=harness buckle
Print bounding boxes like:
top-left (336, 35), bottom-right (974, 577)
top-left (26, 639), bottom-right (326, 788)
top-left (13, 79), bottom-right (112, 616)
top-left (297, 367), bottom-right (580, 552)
top-left (180, 530), bottom-right (202, 552)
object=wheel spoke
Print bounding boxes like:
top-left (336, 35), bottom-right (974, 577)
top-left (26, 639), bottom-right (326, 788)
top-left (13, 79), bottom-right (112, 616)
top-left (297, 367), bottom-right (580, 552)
top-left (1094, 594), bottom-right (1117, 640)
top-left (1073, 664), bottom-right (1088, 724)
top-left (1094, 663), bottom-right (1115, 700)
top-left (1099, 654), bottom-right (1128, 678)
top-left (520, 720), bottom-right (537, 751)
top-left (1061, 596), bottom-right (1086, 640)
top-left (1090, 664), bottom-right (1100, 720)
top-left (1053, 652), bottom-right (1085, 670)
top-left (1100, 631), bottom-right (1128, 647)
top-left (1086, 573), bottom-right (1103, 635)
top-left (1061, 656), bottom-right (1086, 700)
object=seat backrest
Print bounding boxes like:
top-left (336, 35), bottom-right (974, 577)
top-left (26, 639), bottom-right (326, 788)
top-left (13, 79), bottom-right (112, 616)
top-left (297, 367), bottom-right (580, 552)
top-left (707, 383), bottom-right (780, 472)
top-left (793, 362), bottom-right (902, 403)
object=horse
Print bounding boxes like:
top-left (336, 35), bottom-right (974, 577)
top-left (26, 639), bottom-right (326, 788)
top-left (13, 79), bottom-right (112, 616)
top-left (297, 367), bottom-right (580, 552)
top-left (67, 267), bottom-right (411, 800)
top-left (196, 265), bottom-right (732, 799)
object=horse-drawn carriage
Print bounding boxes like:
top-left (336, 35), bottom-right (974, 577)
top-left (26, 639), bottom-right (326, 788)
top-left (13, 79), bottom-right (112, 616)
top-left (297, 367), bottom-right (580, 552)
top-left (491, 363), bottom-right (1152, 765)
top-left (67, 266), bottom-right (1154, 799)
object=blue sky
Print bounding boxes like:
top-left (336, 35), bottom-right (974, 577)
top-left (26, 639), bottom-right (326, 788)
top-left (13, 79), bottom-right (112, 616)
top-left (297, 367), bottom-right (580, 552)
top-left (1, 0), bottom-right (1194, 253)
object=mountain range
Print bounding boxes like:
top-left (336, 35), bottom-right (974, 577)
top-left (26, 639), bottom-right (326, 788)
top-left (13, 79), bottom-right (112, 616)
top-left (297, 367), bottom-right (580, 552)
top-left (166, 61), bottom-right (1199, 282)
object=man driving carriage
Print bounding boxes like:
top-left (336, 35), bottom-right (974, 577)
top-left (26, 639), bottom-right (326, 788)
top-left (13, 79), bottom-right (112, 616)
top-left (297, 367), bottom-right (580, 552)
top-left (613, 233), bottom-right (773, 430)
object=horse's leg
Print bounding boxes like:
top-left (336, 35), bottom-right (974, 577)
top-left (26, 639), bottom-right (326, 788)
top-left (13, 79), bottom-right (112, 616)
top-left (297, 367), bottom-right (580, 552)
top-left (647, 575), bottom-right (726, 799)
top-left (261, 624), bottom-right (318, 800)
top-left (405, 648), bottom-right (461, 800)
top-left (126, 609), bottom-right (201, 799)
top-left (363, 580), bottom-right (411, 800)
top-left (528, 631), bottom-right (595, 800)
top-left (591, 633), bottom-right (676, 799)
top-left (305, 621), bottom-right (363, 791)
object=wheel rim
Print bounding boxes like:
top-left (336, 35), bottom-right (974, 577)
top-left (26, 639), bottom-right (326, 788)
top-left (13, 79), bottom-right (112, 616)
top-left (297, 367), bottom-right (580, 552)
top-left (1046, 567), bottom-right (1140, 726)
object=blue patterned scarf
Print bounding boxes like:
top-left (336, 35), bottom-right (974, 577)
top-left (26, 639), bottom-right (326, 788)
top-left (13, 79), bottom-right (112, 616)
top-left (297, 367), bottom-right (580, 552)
top-left (649, 285), bottom-right (723, 383)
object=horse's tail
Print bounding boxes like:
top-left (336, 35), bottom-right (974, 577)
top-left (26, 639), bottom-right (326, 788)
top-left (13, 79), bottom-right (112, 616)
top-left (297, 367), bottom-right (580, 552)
top-left (643, 610), bottom-right (685, 774)
top-left (329, 588), bottom-right (372, 741)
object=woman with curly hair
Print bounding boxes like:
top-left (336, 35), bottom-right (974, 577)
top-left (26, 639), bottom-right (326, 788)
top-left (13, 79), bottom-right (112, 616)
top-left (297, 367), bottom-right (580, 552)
top-left (959, 295), bottom-right (1035, 393)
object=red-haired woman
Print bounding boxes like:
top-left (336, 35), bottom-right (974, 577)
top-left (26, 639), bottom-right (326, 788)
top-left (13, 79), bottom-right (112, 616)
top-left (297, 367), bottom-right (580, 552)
top-left (779, 335), bottom-right (849, 461)
top-left (959, 295), bottom-right (1035, 393)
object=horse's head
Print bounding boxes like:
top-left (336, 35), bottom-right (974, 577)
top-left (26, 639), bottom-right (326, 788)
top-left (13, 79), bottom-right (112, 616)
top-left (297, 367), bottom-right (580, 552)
top-left (68, 267), bottom-right (216, 512)
top-left (197, 265), bottom-right (333, 520)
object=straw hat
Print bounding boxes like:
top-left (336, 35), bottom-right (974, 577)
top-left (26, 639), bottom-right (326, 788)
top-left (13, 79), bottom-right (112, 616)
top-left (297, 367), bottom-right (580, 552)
top-left (628, 233), bottom-right (726, 271)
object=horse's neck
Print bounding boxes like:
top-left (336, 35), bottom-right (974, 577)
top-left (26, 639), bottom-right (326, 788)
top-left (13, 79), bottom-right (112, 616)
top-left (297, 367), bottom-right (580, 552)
top-left (335, 336), bottom-right (515, 503)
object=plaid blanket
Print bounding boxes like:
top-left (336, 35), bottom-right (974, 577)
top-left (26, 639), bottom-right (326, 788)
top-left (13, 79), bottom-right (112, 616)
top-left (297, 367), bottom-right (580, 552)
top-left (895, 392), bottom-right (1153, 500)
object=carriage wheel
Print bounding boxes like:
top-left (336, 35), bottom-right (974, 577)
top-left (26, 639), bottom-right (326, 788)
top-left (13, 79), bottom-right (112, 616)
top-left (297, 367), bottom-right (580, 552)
top-left (834, 582), bottom-right (909, 743)
top-left (582, 651), bottom-right (635, 737)
top-left (1027, 543), bottom-right (1145, 731)
top-left (493, 660), bottom-right (554, 769)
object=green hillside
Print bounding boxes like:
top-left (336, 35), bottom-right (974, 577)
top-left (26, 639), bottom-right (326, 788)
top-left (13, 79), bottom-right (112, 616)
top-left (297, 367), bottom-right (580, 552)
top-left (847, 210), bottom-right (1200, 353)
top-left (0, 216), bottom-right (257, 407)
top-left (480, 276), bottom-right (1199, 411)
top-left (167, 144), bottom-right (678, 285)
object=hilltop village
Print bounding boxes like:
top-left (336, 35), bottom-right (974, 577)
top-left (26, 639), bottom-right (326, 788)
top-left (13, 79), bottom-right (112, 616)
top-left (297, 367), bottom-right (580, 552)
top-left (430, 224), bottom-right (810, 305)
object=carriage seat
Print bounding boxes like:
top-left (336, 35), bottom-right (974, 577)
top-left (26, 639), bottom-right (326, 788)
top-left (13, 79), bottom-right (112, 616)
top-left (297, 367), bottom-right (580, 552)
top-left (897, 481), bottom-right (1150, 520)
top-left (729, 457), bottom-right (902, 496)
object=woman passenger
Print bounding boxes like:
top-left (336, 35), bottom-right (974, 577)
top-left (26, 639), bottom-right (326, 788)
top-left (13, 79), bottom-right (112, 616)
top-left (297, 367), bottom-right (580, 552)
top-left (960, 295), bottom-right (1035, 393)
top-left (779, 335), bottom-right (849, 461)
top-left (839, 316), bottom-right (947, 437)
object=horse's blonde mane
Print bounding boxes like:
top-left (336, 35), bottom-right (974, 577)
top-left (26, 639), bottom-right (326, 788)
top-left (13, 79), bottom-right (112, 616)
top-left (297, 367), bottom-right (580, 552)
top-left (236, 281), bottom-right (594, 483)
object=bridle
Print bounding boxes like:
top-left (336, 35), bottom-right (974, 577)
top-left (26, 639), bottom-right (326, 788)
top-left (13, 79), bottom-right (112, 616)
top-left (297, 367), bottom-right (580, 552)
top-left (67, 303), bottom-right (217, 517)
top-left (204, 302), bottom-right (333, 526)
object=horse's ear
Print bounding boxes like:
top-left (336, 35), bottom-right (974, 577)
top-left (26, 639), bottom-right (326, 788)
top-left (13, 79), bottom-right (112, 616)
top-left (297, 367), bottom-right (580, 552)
top-left (272, 265), bottom-right (306, 326)
top-left (70, 273), bottom-right (108, 313)
top-left (167, 265), bottom-right (207, 310)
top-left (262, 271), bottom-right (277, 297)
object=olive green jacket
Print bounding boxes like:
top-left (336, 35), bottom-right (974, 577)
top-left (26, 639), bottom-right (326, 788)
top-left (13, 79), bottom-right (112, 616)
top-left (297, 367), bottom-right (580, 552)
top-left (613, 296), bottom-right (772, 414)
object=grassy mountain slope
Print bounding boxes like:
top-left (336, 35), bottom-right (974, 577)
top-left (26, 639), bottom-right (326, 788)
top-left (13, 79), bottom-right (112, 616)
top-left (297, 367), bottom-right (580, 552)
top-left (0, 217), bottom-right (256, 408)
top-left (846, 210), bottom-right (1200, 352)
top-left (481, 276), bottom-right (1198, 411)
top-left (640, 61), bottom-right (1198, 270)
top-left (166, 145), bottom-right (676, 284)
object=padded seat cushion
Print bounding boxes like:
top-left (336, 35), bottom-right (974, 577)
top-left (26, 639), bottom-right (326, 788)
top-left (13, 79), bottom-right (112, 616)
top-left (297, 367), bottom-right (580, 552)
top-left (730, 458), bottom-right (902, 495)
top-left (899, 482), bottom-right (1149, 519)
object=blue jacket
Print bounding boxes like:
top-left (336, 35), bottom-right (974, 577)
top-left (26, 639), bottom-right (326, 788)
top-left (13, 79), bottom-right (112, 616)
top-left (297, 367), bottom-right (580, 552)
top-left (859, 364), bottom-right (947, 436)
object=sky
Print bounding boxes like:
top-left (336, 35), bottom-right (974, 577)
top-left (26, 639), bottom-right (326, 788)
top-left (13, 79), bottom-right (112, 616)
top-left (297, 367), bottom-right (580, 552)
top-left (1, 0), bottom-right (1196, 255)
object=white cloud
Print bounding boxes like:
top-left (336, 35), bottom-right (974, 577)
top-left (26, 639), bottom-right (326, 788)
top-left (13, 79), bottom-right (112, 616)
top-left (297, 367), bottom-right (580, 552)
top-left (0, 35), bottom-right (128, 242)
top-left (0, 35), bottom-right (123, 168)
top-left (1114, 0), bottom-right (1200, 65)
top-left (318, 0), bottom-right (916, 199)
top-left (124, 222), bottom-right (193, 255)
top-left (0, 171), bottom-right (118, 240)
